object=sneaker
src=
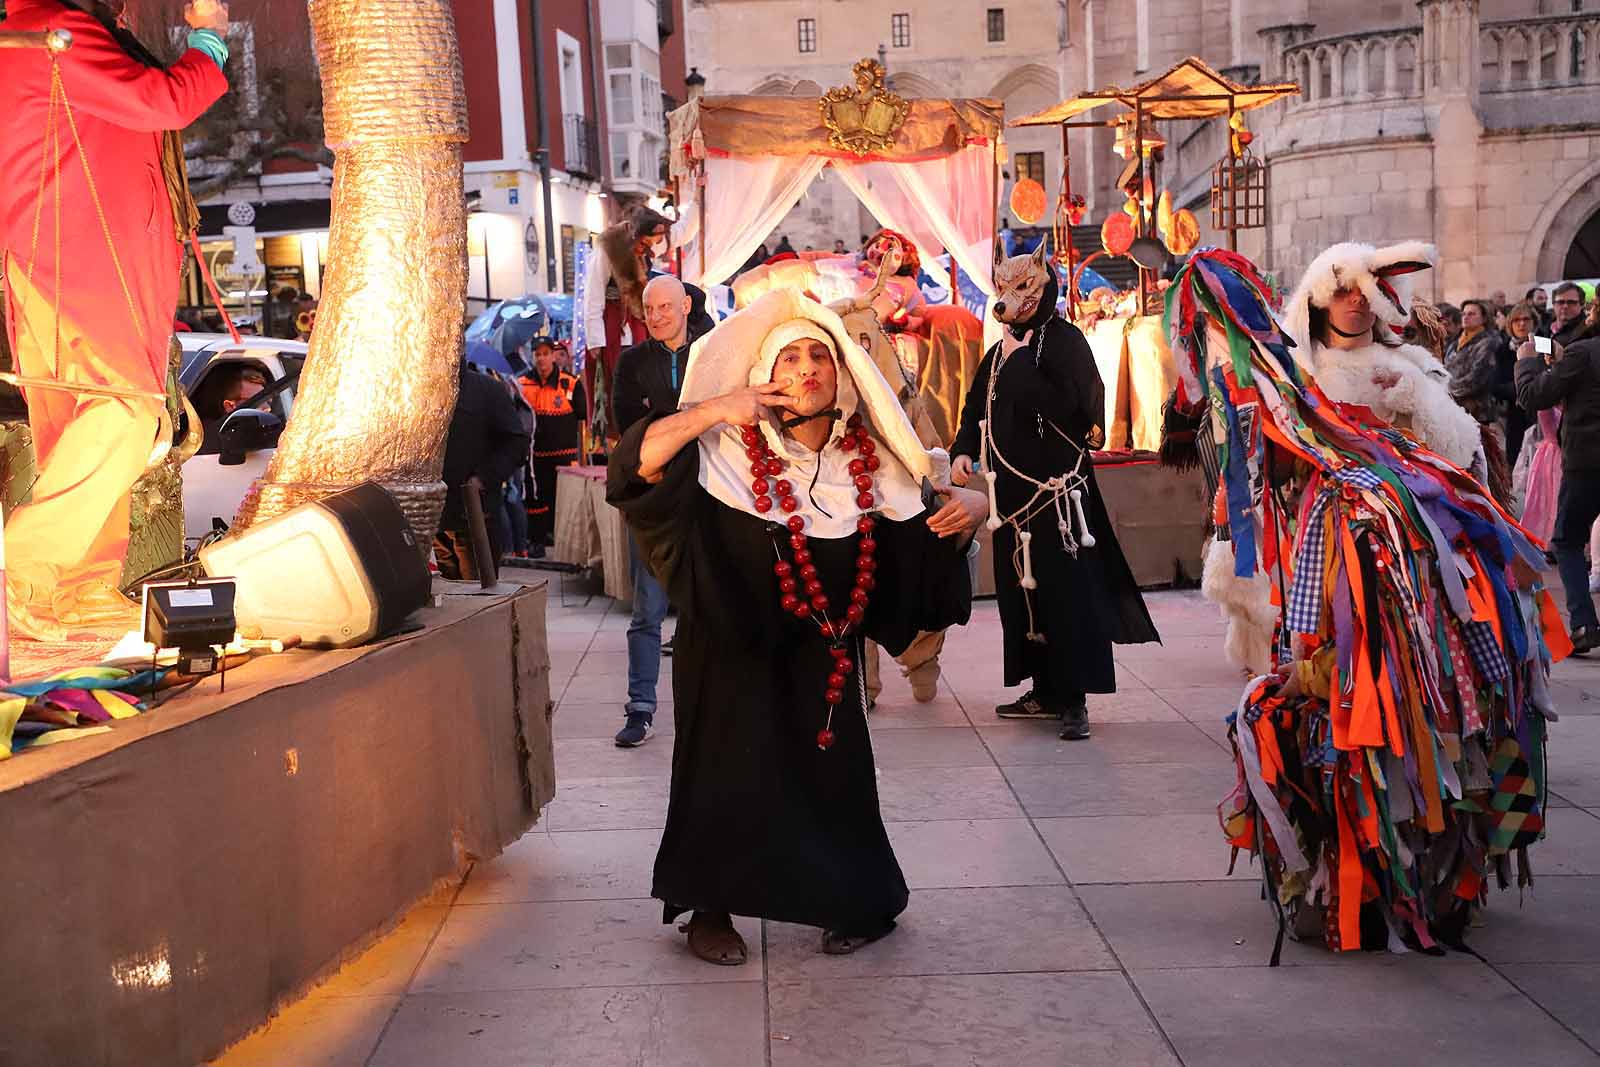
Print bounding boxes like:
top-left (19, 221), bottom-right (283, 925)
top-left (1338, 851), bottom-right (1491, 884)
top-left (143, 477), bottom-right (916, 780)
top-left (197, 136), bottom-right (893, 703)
top-left (1058, 702), bottom-right (1091, 741)
top-left (1571, 626), bottom-right (1600, 656)
top-left (614, 711), bottom-right (655, 747)
top-left (527, 544), bottom-right (546, 560)
top-left (661, 636), bottom-right (675, 658)
top-left (996, 690), bottom-right (1056, 719)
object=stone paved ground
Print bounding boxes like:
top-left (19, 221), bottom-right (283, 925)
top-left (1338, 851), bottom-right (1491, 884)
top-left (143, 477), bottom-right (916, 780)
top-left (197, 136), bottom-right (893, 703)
top-left (216, 588), bottom-right (1600, 1066)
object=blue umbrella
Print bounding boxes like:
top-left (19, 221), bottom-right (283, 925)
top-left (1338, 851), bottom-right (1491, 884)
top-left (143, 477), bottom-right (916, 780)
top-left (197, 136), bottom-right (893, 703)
top-left (466, 339), bottom-right (524, 376)
top-left (466, 297), bottom-right (549, 355)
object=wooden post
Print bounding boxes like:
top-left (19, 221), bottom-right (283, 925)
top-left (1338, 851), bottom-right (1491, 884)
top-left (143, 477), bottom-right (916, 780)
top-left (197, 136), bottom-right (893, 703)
top-left (1226, 100), bottom-right (1239, 253)
top-left (1060, 121), bottom-right (1077, 320)
top-left (1133, 101), bottom-right (1149, 315)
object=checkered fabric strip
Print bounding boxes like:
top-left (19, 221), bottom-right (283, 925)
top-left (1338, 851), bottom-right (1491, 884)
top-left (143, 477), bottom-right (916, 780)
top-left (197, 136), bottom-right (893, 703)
top-left (1332, 466), bottom-right (1383, 491)
top-left (1285, 491), bottom-right (1333, 635)
top-left (1488, 737), bottom-right (1544, 852)
top-left (1461, 620), bottom-right (1511, 682)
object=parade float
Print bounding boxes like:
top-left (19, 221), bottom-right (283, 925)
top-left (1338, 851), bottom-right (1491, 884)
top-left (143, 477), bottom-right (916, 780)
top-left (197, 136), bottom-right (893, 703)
top-left (0, 5), bottom-right (552, 1063)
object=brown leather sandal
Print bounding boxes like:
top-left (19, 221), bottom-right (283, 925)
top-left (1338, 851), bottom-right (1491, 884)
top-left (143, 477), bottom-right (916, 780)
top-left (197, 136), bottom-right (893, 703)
top-left (679, 911), bottom-right (748, 966)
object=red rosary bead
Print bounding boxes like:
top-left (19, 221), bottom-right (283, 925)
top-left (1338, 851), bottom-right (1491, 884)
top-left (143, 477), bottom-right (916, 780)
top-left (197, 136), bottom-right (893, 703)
top-left (794, 548), bottom-right (813, 565)
top-left (774, 560), bottom-right (792, 578)
top-left (765, 459), bottom-right (785, 476)
top-left (779, 496), bottom-right (799, 513)
top-left (754, 495), bottom-right (773, 513)
top-left (811, 594), bottom-right (830, 612)
top-left (845, 604), bottom-right (865, 624)
top-left (856, 492), bottom-right (875, 509)
top-left (853, 474), bottom-right (873, 492)
top-left (779, 577), bottom-right (798, 594)
top-left (859, 537), bottom-right (877, 554)
top-left (835, 657), bottom-right (854, 675)
top-left (857, 516), bottom-right (875, 533)
top-left (750, 462), bottom-right (767, 478)
top-left (774, 480), bottom-right (793, 496)
top-left (804, 579), bottom-right (824, 596)
top-left (858, 555), bottom-right (878, 571)
top-left (824, 688), bottom-right (844, 704)
top-left (816, 728), bottom-right (835, 750)
top-left (828, 671), bottom-right (847, 689)
top-left (787, 515), bottom-right (805, 533)
top-left (850, 587), bottom-right (869, 605)
top-left (780, 593), bottom-right (800, 612)
top-left (745, 445), bottom-right (764, 461)
top-left (838, 436), bottom-right (856, 452)
top-left (799, 564), bottom-right (818, 581)
top-left (857, 573), bottom-right (876, 591)
top-left (864, 454), bottom-right (881, 472)
top-left (752, 477), bottom-right (769, 495)
top-left (848, 458), bottom-right (866, 476)
top-left (790, 533), bottom-right (808, 550)
top-left (793, 603), bottom-right (812, 619)
top-left (830, 645), bottom-right (850, 659)
top-left (858, 438), bottom-right (875, 455)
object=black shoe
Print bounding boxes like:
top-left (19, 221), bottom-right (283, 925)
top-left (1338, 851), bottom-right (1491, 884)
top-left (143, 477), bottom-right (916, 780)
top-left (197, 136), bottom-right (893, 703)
top-left (996, 689), bottom-right (1055, 719)
top-left (1058, 702), bottom-right (1091, 740)
top-left (614, 711), bottom-right (654, 747)
top-left (527, 544), bottom-right (546, 560)
top-left (661, 636), bottom-right (675, 658)
top-left (1572, 626), bottom-right (1600, 655)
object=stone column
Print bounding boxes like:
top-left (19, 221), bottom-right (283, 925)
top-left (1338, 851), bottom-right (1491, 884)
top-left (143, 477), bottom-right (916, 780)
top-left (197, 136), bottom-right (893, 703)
top-left (1419, 0), bottom-right (1482, 301)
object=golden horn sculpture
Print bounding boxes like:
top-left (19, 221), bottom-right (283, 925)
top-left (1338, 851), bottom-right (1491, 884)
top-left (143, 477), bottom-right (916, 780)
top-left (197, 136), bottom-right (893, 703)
top-left (232, 0), bottom-right (469, 544)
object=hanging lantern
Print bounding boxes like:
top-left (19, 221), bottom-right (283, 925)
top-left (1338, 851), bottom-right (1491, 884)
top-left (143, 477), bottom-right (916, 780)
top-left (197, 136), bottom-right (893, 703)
top-left (1111, 115), bottom-right (1166, 160)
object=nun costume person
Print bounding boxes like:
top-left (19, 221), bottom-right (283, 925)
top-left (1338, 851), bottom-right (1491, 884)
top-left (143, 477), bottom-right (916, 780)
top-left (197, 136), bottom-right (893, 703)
top-left (607, 289), bottom-right (987, 964)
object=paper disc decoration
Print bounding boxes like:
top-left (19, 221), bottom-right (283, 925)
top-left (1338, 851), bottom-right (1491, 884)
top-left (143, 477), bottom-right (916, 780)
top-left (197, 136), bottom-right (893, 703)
top-left (1165, 208), bottom-right (1200, 256)
top-left (1101, 212), bottom-right (1133, 256)
top-left (1009, 179), bottom-right (1047, 225)
top-left (1156, 190), bottom-right (1174, 240)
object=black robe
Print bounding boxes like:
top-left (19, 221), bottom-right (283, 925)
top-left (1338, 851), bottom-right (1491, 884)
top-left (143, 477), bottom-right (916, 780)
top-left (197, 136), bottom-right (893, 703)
top-left (952, 314), bottom-right (1159, 699)
top-left (607, 418), bottom-right (972, 932)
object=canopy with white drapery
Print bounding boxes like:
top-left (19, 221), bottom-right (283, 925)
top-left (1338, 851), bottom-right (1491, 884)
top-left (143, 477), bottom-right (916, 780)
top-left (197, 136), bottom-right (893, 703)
top-left (667, 89), bottom-right (1003, 299)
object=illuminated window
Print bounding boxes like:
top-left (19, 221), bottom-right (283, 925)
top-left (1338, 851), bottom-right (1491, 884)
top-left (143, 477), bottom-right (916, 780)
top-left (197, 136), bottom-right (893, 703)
top-left (891, 13), bottom-right (910, 48)
top-left (798, 18), bottom-right (816, 53)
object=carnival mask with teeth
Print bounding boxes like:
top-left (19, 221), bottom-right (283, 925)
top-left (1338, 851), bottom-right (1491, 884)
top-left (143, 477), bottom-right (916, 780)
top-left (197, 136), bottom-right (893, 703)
top-left (991, 240), bottom-right (1058, 335)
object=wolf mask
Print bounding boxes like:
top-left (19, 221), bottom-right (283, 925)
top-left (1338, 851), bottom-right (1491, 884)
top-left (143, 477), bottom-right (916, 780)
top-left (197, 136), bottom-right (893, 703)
top-left (992, 240), bottom-right (1058, 335)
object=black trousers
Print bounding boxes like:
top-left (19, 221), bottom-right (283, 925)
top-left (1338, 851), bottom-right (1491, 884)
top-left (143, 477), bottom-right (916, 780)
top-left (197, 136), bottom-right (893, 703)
top-left (1551, 468), bottom-right (1600, 632)
top-left (529, 453), bottom-right (574, 544)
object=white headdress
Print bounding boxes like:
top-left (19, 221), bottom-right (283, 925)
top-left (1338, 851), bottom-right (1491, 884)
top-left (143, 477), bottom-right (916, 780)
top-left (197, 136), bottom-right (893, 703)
top-left (679, 288), bottom-right (938, 538)
top-left (1282, 240), bottom-right (1436, 360)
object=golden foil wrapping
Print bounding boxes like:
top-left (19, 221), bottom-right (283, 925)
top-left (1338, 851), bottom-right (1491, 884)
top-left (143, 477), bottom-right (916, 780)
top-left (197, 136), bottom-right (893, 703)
top-left (235, 0), bottom-right (469, 545)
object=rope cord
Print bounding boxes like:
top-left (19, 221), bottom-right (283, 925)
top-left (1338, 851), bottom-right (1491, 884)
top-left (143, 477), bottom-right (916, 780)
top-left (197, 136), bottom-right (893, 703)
top-left (979, 320), bottom-right (1093, 639)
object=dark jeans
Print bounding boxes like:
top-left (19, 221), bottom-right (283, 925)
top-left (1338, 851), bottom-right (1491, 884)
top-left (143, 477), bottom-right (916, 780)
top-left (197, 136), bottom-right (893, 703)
top-left (1551, 468), bottom-right (1600, 631)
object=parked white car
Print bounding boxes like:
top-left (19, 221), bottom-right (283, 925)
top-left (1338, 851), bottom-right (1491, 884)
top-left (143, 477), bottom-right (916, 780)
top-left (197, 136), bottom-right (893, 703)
top-left (177, 333), bottom-right (307, 544)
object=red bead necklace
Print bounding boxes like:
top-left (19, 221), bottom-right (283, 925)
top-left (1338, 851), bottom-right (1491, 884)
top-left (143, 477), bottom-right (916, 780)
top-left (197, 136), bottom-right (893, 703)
top-left (743, 413), bottom-right (882, 751)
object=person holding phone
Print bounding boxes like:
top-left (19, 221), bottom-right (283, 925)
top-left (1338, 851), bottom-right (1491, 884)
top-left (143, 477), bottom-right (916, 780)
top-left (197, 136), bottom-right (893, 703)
top-left (1516, 328), bottom-right (1600, 652)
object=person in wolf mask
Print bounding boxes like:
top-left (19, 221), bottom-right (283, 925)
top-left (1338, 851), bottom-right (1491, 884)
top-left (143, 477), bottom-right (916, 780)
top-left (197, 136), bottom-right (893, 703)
top-left (1, 0), bottom-right (229, 639)
top-left (951, 241), bottom-right (1159, 739)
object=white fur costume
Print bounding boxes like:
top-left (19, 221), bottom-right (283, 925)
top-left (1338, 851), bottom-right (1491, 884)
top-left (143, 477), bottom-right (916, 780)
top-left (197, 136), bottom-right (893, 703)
top-left (1203, 241), bottom-right (1483, 673)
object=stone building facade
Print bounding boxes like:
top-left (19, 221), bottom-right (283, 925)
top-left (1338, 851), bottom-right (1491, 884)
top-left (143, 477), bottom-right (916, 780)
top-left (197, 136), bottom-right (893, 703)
top-left (687, 0), bottom-right (1600, 300)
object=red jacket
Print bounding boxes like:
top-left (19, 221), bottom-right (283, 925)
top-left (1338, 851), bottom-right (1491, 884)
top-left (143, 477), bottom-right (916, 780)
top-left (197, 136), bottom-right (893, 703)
top-left (0, 0), bottom-right (227, 388)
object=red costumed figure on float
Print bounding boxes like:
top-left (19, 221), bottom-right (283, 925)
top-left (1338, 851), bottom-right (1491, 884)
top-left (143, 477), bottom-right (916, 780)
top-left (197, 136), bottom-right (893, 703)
top-left (0, 0), bottom-right (229, 639)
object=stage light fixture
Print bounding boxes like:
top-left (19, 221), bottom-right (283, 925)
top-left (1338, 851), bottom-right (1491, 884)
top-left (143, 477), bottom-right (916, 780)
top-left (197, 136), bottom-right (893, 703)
top-left (142, 578), bottom-right (237, 676)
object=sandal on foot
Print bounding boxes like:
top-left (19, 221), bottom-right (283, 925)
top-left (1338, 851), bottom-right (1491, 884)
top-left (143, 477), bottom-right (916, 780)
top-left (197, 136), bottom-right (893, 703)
top-left (821, 921), bottom-right (896, 955)
top-left (679, 911), bottom-right (748, 966)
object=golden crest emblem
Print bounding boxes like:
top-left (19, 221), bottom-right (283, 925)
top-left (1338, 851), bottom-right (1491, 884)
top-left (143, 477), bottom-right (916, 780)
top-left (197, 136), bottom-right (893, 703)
top-left (819, 59), bottom-right (910, 155)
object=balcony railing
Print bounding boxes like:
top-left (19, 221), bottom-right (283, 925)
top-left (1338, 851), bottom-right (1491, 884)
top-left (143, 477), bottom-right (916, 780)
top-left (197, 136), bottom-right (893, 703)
top-left (1270, 11), bottom-right (1600, 112)
top-left (1480, 14), bottom-right (1600, 93)
top-left (1280, 26), bottom-right (1422, 108)
top-left (562, 113), bottom-right (600, 179)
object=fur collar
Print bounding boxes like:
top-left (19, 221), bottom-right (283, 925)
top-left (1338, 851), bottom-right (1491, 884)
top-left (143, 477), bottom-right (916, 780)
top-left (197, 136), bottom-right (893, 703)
top-left (1308, 339), bottom-right (1483, 471)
